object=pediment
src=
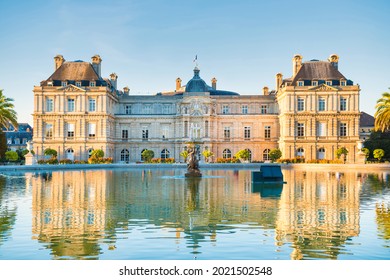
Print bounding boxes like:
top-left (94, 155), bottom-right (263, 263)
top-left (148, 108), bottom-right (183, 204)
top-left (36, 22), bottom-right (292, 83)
top-left (58, 84), bottom-right (86, 92)
top-left (311, 84), bottom-right (338, 91)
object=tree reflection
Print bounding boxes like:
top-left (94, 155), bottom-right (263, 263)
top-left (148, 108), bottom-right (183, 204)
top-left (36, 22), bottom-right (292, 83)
top-left (376, 203), bottom-right (390, 240)
top-left (0, 175), bottom-right (17, 247)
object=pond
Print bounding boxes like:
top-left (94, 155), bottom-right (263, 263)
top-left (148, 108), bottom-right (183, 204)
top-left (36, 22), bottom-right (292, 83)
top-left (0, 168), bottom-right (389, 260)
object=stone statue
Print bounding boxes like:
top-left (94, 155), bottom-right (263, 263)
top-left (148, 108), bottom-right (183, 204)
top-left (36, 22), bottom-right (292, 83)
top-left (185, 146), bottom-right (202, 177)
top-left (26, 140), bottom-right (33, 153)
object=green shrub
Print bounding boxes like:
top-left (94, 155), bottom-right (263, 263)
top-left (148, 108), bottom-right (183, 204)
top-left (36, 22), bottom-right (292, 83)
top-left (44, 148), bottom-right (57, 158)
top-left (141, 149), bottom-right (155, 163)
top-left (5, 150), bottom-right (18, 162)
top-left (269, 149), bottom-right (282, 162)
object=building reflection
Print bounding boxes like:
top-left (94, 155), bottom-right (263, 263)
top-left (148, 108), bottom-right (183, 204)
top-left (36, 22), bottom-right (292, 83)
top-left (276, 170), bottom-right (361, 259)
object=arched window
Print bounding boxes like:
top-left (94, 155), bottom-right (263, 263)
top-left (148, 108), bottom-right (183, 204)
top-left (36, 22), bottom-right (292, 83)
top-left (141, 149), bottom-right (147, 161)
top-left (318, 148), bottom-right (325, 160)
top-left (121, 149), bottom-right (130, 163)
top-left (66, 148), bottom-right (74, 160)
top-left (245, 148), bottom-right (252, 162)
top-left (263, 149), bottom-right (271, 161)
top-left (296, 148), bottom-right (304, 157)
top-left (223, 149), bottom-right (232, 159)
top-left (161, 149), bottom-right (170, 159)
top-left (88, 148), bottom-right (94, 158)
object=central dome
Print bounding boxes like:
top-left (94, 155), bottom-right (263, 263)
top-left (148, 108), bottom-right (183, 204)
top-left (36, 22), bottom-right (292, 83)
top-left (185, 67), bottom-right (210, 92)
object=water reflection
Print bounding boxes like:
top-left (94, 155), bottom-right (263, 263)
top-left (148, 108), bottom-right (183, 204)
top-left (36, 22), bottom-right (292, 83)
top-left (1, 167), bottom-right (389, 259)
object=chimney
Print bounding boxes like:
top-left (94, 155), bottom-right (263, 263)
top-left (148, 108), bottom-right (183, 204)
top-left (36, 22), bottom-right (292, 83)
top-left (276, 73), bottom-right (283, 90)
top-left (292, 54), bottom-right (303, 77)
top-left (123, 86), bottom-right (130, 94)
top-left (211, 77), bottom-right (217, 90)
top-left (176, 77), bottom-right (182, 91)
top-left (262, 86), bottom-right (269, 95)
top-left (91, 55), bottom-right (102, 77)
top-left (54, 55), bottom-right (65, 70)
top-left (109, 73), bottom-right (118, 89)
top-left (328, 54), bottom-right (339, 70)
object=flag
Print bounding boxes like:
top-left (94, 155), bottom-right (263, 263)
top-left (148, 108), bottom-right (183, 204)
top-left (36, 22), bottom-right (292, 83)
top-left (193, 55), bottom-right (197, 63)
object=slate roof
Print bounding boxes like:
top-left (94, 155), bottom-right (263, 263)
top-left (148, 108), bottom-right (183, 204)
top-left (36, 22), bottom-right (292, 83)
top-left (360, 111), bottom-right (375, 127)
top-left (291, 61), bottom-right (347, 85)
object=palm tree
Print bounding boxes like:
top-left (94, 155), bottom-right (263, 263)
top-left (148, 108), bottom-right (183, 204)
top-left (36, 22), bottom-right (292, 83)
top-left (375, 91), bottom-right (390, 132)
top-left (0, 89), bottom-right (18, 129)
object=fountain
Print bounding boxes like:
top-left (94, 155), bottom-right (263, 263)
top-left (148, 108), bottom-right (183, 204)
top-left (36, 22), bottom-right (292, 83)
top-left (185, 144), bottom-right (202, 177)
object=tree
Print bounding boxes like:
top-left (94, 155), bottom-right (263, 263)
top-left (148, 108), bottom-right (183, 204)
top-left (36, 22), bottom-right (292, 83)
top-left (44, 148), bottom-right (57, 158)
top-left (363, 130), bottom-right (390, 160)
top-left (374, 91), bottom-right (390, 132)
top-left (0, 89), bottom-right (18, 130)
top-left (336, 147), bottom-right (348, 163)
top-left (180, 150), bottom-right (189, 162)
top-left (5, 150), bottom-right (18, 162)
top-left (269, 148), bottom-right (282, 162)
top-left (373, 149), bottom-right (385, 162)
top-left (202, 149), bottom-right (214, 163)
top-left (235, 149), bottom-right (250, 162)
top-left (141, 149), bottom-right (154, 163)
top-left (361, 147), bottom-right (370, 159)
top-left (90, 149), bottom-right (104, 158)
top-left (0, 130), bottom-right (7, 160)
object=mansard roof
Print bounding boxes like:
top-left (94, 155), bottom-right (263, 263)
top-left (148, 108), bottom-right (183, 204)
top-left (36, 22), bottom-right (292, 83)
top-left (360, 111), bottom-right (375, 127)
top-left (41, 61), bottom-right (102, 86)
top-left (291, 61), bottom-right (346, 85)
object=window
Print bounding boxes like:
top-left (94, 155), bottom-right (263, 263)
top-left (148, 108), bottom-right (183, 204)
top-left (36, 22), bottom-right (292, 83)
top-left (241, 105), bottom-right (248, 114)
top-left (297, 123), bottom-right (305, 137)
top-left (261, 104), bottom-right (268, 114)
top-left (318, 148), bottom-right (325, 160)
top-left (222, 149), bottom-right (232, 159)
top-left (46, 98), bottom-right (53, 112)
top-left (125, 105), bottom-right (132, 115)
top-left (224, 127), bottom-right (231, 140)
top-left (205, 121), bottom-right (209, 137)
top-left (326, 81), bottom-right (332, 86)
top-left (89, 99), bottom-right (96, 112)
top-left (245, 149), bottom-right (252, 162)
top-left (244, 126), bottom-right (251, 139)
top-left (263, 149), bottom-right (270, 161)
top-left (312, 81), bottom-right (318, 86)
top-left (121, 149), bottom-right (130, 163)
top-left (66, 148), bottom-right (74, 160)
top-left (67, 98), bottom-right (75, 112)
top-left (7, 138), bottom-right (11, 144)
top-left (88, 148), bottom-right (94, 158)
top-left (298, 81), bottom-right (304, 86)
top-left (61, 81), bottom-right (67, 87)
top-left (318, 98), bottom-right (326, 111)
top-left (222, 105), bottom-right (230, 114)
top-left (143, 104), bottom-right (152, 114)
top-left (184, 121), bottom-right (188, 137)
top-left (45, 124), bottom-right (53, 138)
top-left (14, 138), bottom-right (20, 144)
top-left (296, 148), bottom-right (304, 157)
top-left (264, 126), bottom-right (271, 139)
top-left (67, 123), bottom-right (75, 138)
top-left (161, 149), bottom-right (170, 159)
top-left (76, 81), bottom-right (82, 87)
top-left (90, 81), bottom-right (96, 87)
top-left (22, 138), bottom-right (27, 144)
top-left (341, 80), bottom-right (346, 86)
top-left (122, 129), bottom-right (128, 139)
top-left (339, 123), bottom-right (347, 137)
top-left (317, 122), bottom-right (327, 137)
top-left (142, 128), bottom-right (149, 140)
top-left (340, 97), bottom-right (347, 111)
top-left (88, 123), bottom-right (96, 138)
top-left (140, 149), bottom-right (147, 161)
top-left (297, 98), bottom-right (304, 111)
top-left (162, 104), bottom-right (170, 114)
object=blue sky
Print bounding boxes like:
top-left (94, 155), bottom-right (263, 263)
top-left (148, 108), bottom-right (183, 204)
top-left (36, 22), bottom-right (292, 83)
top-left (0, 0), bottom-right (389, 124)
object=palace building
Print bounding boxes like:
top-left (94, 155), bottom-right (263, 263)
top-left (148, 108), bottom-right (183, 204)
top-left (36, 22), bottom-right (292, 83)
top-left (32, 54), bottom-right (361, 163)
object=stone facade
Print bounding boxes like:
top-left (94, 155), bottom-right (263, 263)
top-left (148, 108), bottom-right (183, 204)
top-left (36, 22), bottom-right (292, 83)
top-left (32, 54), bottom-right (361, 163)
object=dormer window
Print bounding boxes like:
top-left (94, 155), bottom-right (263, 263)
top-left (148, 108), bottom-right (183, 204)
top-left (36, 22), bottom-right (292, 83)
top-left (76, 81), bottom-right (82, 87)
top-left (90, 81), bottom-right (96, 87)
top-left (340, 80), bottom-right (346, 86)
top-left (61, 81), bottom-right (67, 87)
top-left (326, 81), bottom-right (332, 86)
top-left (297, 81), bottom-right (304, 87)
top-left (47, 81), bottom-right (53, 86)
top-left (312, 81), bottom-right (318, 86)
